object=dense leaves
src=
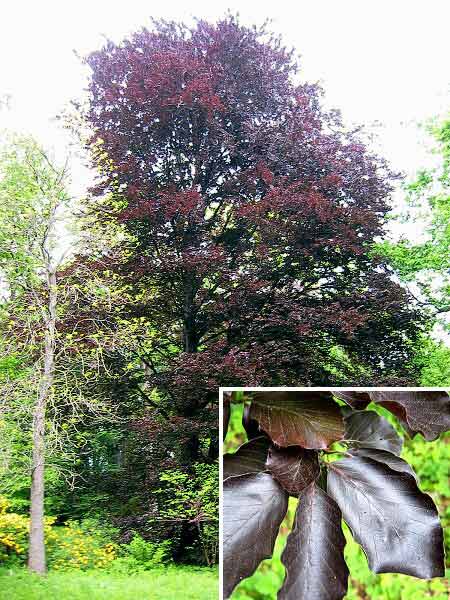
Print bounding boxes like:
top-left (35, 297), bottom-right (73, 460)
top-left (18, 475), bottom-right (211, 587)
top-left (223, 391), bottom-right (448, 599)
top-left (223, 473), bottom-right (288, 598)
top-left (81, 15), bottom-right (425, 423)
top-left (74, 14), bottom-right (438, 570)
top-left (279, 482), bottom-right (349, 600)
top-left (377, 117), bottom-right (450, 345)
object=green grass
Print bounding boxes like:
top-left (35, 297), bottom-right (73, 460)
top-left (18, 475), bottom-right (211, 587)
top-left (0, 566), bottom-right (218, 600)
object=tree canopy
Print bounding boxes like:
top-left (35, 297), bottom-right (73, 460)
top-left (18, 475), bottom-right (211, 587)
top-left (80, 16), bottom-right (423, 405)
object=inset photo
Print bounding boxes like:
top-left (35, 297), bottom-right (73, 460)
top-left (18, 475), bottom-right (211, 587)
top-left (222, 389), bottom-right (450, 600)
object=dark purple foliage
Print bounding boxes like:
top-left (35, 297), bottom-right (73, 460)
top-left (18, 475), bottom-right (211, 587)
top-left (82, 16), bottom-right (423, 414)
top-left (223, 390), bottom-right (447, 598)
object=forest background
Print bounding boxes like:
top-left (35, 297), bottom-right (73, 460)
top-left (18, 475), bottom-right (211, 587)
top-left (0, 2), bottom-right (449, 599)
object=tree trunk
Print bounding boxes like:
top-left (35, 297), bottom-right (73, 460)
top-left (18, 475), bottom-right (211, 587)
top-left (28, 269), bottom-right (57, 574)
top-left (183, 282), bottom-right (198, 353)
top-left (183, 322), bottom-right (197, 353)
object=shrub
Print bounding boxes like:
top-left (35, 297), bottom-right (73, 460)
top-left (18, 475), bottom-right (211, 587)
top-left (0, 496), bottom-right (57, 565)
top-left (0, 499), bottom-right (116, 571)
top-left (48, 522), bottom-right (116, 571)
top-left (0, 505), bottom-right (28, 560)
top-left (0, 500), bottom-right (174, 573)
top-left (154, 463), bottom-right (219, 566)
top-left (119, 535), bottom-right (172, 568)
top-left (107, 555), bottom-right (143, 575)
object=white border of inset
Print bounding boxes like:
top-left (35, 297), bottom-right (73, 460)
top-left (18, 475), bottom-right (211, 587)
top-left (218, 386), bottom-right (449, 600)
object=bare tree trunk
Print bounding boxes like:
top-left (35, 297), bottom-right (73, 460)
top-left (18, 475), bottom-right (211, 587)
top-left (196, 521), bottom-right (211, 566)
top-left (183, 282), bottom-right (198, 353)
top-left (28, 269), bottom-right (57, 574)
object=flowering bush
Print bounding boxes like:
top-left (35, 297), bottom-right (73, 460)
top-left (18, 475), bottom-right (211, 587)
top-left (0, 496), bottom-right (57, 563)
top-left (0, 497), bottom-right (116, 570)
top-left (0, 496), bottom-right (28, 559)
top-left (0, 497), bottom-right (177, 573)
top-left (48, 522), bottom-right (117, 571)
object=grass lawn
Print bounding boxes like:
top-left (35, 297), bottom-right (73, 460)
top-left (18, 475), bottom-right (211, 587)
top-left (0, 566), bottom-right (218, 600)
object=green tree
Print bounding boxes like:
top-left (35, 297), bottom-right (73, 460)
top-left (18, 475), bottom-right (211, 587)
top-left (378, 117), bottom-right (450, 321)
top-left (155, 463), bottom-right (219, 565)
top-left (0, 136), bottom-right (170, 564)
top-left (0, 135), bottom-right (71, 573)
top-left (377, 116), bottom-right (450, 384)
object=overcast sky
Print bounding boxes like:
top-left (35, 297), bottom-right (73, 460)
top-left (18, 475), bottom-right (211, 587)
top-left (1, 0), bottom-right (449, 197)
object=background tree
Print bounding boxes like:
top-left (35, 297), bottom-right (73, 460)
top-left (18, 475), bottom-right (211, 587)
top-left (378, 116), bottom-right (450, 384)
top-left (0, 136), bottom-right (72, 573)
top-left (0, 137), bottom-right (118, 572)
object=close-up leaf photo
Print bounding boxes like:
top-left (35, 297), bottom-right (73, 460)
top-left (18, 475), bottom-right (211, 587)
top-left (223, 390), bottom-right (450, 600)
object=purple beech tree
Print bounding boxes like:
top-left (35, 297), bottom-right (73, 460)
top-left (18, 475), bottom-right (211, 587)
top-left (79, 17), bottom-right (424, 427)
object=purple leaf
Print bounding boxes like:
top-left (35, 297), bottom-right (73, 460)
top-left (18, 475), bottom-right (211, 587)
top-left (266, 445), bottom-right (320, 495)
top-left (344, 410), bottom-right (403, 455)
top-left (223, 472), bottom-right (288, 598)
top-left (279, 481), bottom-right (349, 600)
top-left (223, 436), bottom-right (270, 481)
top-left (349, 448), bottom-right (418, 480)
top-left (250, 391), bottom-right (344, 449)
top-left (327, 455), bottom-right (444, 578)
top-left (369, 391), bottom-right (450, 441)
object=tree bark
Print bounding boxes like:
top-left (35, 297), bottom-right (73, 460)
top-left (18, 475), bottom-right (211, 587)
top-left (28, 269), bottom-right (57, 574)
top-left (183, 281), bottom-right (198, 353)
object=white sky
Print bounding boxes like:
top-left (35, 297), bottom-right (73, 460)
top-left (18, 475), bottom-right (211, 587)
top-left (1, 0), bottom-right (448, 192)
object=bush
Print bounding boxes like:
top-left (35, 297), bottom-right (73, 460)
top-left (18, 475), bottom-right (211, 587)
top-left (107, 556), bottom-right (143, 575)
top-left (0, 500), bottom-right (174, 574)
top-left (48, 522), bottom-right (116, 571)
top-left (0, 496), bottom-right (57, 565)
top-left (0, 508), bottom-right (28, 561)
top-left (117, 534), bottom-right (172, 570)
top-left (154, 463), bottom-right (219, 566)
top-left (0, 498), bottom-right (116, 571)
